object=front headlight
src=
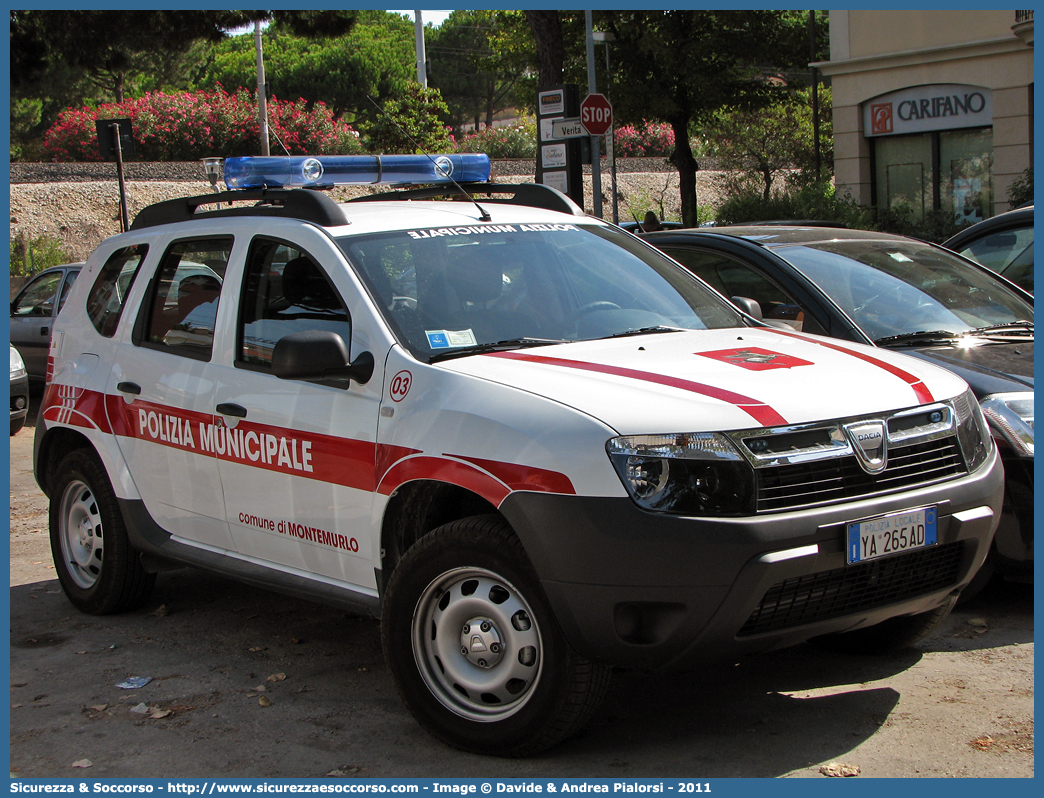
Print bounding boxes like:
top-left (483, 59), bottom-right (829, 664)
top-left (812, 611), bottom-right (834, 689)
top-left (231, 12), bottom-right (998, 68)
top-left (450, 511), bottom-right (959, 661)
top-left (607, 433), bottom-right (755, 516)
top-left (953, 389), bottom-right (994, 472)
top-left (980, 392), bottom-right (1034, 458)
top-left (10, 347), bottom-right (26, 380)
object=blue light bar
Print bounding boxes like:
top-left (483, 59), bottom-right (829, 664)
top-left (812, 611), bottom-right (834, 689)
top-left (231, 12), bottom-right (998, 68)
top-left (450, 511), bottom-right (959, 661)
top-left (223, 154), bottom-right (491, 190)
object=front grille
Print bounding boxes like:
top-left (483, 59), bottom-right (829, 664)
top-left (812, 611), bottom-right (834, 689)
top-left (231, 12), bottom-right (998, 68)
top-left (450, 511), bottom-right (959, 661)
top-left (756, 436), bottom-right (965, 513)
top-left (738, 541), bottom-right (965, 636)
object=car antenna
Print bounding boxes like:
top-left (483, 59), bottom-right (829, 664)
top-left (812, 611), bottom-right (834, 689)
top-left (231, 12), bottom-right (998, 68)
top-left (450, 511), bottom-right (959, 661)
top-left (366, 96), bottom-right (492, 222)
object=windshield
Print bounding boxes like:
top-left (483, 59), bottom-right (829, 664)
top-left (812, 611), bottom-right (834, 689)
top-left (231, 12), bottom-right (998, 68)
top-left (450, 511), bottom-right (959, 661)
top-left (772, 239), bottom-right (1033, 341)
top-left (337, 222), bottom-right (743, 361)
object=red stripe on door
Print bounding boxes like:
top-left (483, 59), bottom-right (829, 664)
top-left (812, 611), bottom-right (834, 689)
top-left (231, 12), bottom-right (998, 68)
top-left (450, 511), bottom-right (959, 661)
top-left (47, 388), bottom-right (570, 504)
top-left (104, 393), bottom-right (378, 491)
top-left (762, 328), bottom-right (934, 404)
top-left (485, 351), bottom-right (788, 427)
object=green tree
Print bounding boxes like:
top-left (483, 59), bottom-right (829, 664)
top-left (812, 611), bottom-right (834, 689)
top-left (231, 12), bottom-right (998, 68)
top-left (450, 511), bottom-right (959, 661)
top-left (705, 86), bottom-right (833, 201)
top-left (593, 10), bottom-right (819, 226)
top-left (428, 10), bottom-right (531, 131)
top-left (1007, 167), bottom-right (1033, 209)
top-left (362, 86), bottom-right (452, 154)
top-left (201, 12), bottom-right (415, 126)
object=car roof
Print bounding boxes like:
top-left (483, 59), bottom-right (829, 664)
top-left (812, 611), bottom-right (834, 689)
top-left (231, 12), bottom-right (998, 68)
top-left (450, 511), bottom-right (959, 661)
top-left (129, 184), bottom-right (588, 233)
top-left (943, 205), bottom-right (1034, 249)
top-left (646, 225), bottom-right (918, 248)
top-left (324, 198), bottom-right (600, 237)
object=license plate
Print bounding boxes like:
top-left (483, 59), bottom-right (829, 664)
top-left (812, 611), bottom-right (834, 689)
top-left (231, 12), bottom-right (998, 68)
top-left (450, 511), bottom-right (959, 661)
top-left (847, 506), bottom-right (937, 564)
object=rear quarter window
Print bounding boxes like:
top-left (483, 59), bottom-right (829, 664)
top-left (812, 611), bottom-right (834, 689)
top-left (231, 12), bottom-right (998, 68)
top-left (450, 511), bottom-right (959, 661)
top-left (85, 245), bottom-right (149, 337)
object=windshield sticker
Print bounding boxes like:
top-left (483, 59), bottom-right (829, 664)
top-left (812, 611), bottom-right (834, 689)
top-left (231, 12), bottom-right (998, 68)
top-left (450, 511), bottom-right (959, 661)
top-left (697, 347), bottom-right (814, 371)
top-left (407, 223), bottom-right (578, 239)
top-left (426, 329), bottom-right (478, 349)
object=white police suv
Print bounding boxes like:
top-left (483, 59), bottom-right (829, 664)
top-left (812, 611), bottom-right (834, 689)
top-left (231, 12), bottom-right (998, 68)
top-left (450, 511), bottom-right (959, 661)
top-left (36, 153), bottom-right (1003, 755)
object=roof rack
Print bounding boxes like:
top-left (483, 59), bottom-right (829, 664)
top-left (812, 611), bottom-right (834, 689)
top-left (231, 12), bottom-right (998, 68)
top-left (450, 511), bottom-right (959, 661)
top-left (130, 189), bottom-right (349, 231)
top-left (346, 182), bottom-right (586, 217)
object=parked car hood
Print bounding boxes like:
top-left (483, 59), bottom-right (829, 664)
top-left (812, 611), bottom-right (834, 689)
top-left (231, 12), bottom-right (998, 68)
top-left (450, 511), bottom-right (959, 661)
top-left (441, 327), bottom-right (968, 434)
top-left (902, 341), bottom-right (1033, 399)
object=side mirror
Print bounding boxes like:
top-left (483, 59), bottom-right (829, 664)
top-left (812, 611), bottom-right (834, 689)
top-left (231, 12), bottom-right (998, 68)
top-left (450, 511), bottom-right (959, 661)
top-left (731, 296), bottom-right (763, 321)
top-left (271, 330), bottom-right (374, 385)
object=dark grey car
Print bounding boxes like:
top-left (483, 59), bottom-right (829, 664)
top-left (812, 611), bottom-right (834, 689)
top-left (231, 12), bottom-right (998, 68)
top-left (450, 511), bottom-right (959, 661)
top-left (643, 225), bottom-right (1034, 586)
top-left (10, 263), bottom-right (83, 381)
top-left (943, 205), bottom-right (1033, 294)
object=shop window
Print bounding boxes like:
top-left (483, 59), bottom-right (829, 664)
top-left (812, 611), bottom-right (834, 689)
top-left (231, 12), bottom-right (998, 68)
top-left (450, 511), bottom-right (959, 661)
top-left (941, 128), bottom-right (993, 224)
top-left (876, 134), bottom-right (933, 218)
top-left (874, 127), bottom-right (993, 223)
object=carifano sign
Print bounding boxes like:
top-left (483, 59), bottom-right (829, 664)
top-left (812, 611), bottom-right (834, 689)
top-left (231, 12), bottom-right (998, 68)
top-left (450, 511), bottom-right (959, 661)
top-left (863, 84), bottom-right (992, 137)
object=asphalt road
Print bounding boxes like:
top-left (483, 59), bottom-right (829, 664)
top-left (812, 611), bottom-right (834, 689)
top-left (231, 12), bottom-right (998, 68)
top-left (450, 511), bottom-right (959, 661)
top-left (9, 389), bottom-right (1034, 779)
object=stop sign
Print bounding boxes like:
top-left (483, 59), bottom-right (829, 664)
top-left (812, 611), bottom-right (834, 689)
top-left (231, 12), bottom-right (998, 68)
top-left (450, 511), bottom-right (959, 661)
top-left (580, 93), bottom-right (613, 136)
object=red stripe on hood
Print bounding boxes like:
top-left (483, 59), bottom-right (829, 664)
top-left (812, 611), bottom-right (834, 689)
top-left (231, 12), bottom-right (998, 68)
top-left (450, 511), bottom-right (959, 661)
top-left (762, 328), bottom-right (934, 404)
top-left (486, 351), bottom-right (787, 427)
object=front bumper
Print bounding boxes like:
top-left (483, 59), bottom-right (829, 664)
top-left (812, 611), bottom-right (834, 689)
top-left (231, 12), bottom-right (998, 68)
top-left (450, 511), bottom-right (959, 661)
top-left (501, 448), bottom-right (1004, 670)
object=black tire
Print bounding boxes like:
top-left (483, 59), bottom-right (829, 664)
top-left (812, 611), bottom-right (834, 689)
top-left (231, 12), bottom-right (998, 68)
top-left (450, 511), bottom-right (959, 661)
top-left (812, 596), bottom-right (957, 655)
top-left (381, 515), bottom-right (611, 756)
top-left (49, 449), bottom-right (156, 614)
top-left (11, 417), bottom-right (25, 436)
top-left (956, 550), bottom-right (995, 606)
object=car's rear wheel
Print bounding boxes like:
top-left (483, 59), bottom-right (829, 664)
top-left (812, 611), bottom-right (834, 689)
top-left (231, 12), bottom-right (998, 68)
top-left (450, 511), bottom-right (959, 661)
top-left (49, 449), bottom-right (155, 614)
top-left (382, 515), bottom-right (610, 756)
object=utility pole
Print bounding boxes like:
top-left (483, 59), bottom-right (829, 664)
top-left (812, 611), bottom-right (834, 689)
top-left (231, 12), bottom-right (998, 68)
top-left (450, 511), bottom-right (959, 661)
top-left (585, 11), bottom-right (603, 218)
top-left (810, 11), bottom-right (820, 181)
top-left (594, 31), bottom-right (618, 224)
top-left (415, 11), bottom-right (428, 87)
top-left (255, 21), bottom-right (270, 156)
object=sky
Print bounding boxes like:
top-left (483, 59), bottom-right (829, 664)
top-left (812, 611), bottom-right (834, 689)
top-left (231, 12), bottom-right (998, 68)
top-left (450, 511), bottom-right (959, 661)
top-left (388, 10), bottom-right (454, 27)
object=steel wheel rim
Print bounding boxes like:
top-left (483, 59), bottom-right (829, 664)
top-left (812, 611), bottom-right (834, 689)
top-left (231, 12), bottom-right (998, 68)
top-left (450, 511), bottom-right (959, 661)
top-left (412, 566), bottom-right (543, 722)
top-left (58, 479), bottom-right (104, 590)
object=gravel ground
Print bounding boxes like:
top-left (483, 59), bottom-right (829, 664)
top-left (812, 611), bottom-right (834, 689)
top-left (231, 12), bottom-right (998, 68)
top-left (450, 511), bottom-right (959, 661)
top-left (10, 160), bottom-right (727, 261)
top-left (7, 392), bottom-right (1036, 779)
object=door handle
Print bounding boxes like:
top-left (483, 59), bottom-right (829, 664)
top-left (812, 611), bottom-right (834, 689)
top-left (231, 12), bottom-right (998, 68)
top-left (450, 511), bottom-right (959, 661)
top-left (40, 326), bottom-right (49, 336)
top-left (216, 403), bottom-right (248, 419)
top-left (117, 382), bottom-right (142, 395)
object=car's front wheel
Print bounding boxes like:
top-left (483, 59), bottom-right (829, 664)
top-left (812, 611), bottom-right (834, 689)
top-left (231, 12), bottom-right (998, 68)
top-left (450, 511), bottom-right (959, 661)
top-left (382, 515), bottom-right (610, 756)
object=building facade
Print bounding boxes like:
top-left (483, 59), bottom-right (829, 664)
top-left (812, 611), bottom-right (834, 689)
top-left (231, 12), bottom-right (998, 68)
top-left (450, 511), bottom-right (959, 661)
top-left (818, 10), bottom-right (1033, 222)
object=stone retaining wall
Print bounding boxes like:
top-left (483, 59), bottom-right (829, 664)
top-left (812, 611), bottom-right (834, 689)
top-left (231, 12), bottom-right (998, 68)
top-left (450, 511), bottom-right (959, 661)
top-left (10, 160), bottom-right (728, 262)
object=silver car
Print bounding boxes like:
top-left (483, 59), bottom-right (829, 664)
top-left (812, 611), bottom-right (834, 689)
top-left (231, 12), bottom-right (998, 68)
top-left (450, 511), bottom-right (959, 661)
top-left (10, 263), bottom-right (83, 380)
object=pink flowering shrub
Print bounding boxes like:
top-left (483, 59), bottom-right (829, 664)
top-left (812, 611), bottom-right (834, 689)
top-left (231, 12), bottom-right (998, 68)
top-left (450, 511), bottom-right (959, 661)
top-left (614, 121), bottom-right (675, 157)
top-left (453, 123), bottom-right (537, 159)
top-left (44, 87), bottom-right (363, 162)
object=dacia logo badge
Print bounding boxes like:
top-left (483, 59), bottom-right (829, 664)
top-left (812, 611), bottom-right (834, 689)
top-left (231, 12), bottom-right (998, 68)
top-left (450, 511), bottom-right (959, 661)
top-left (843, 420), bottom-right (888, 474)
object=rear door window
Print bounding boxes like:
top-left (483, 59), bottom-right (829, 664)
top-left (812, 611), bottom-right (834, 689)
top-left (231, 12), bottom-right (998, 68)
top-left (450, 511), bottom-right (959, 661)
top-left (136, 237), bottom-right (231, 360)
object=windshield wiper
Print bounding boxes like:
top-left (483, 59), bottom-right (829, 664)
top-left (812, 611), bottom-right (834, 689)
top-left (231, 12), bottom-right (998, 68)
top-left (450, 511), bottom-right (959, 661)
top-left (428, 337), bottom-right (569, 363)
top-left (875, 321), bottom-right (1034, 348)
top-left (966, 321), bottom-right (1034, 339)
top-left (873, 330), bottom-right (961, 347)
top-left (602, 325), bottom-right (686, 340)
